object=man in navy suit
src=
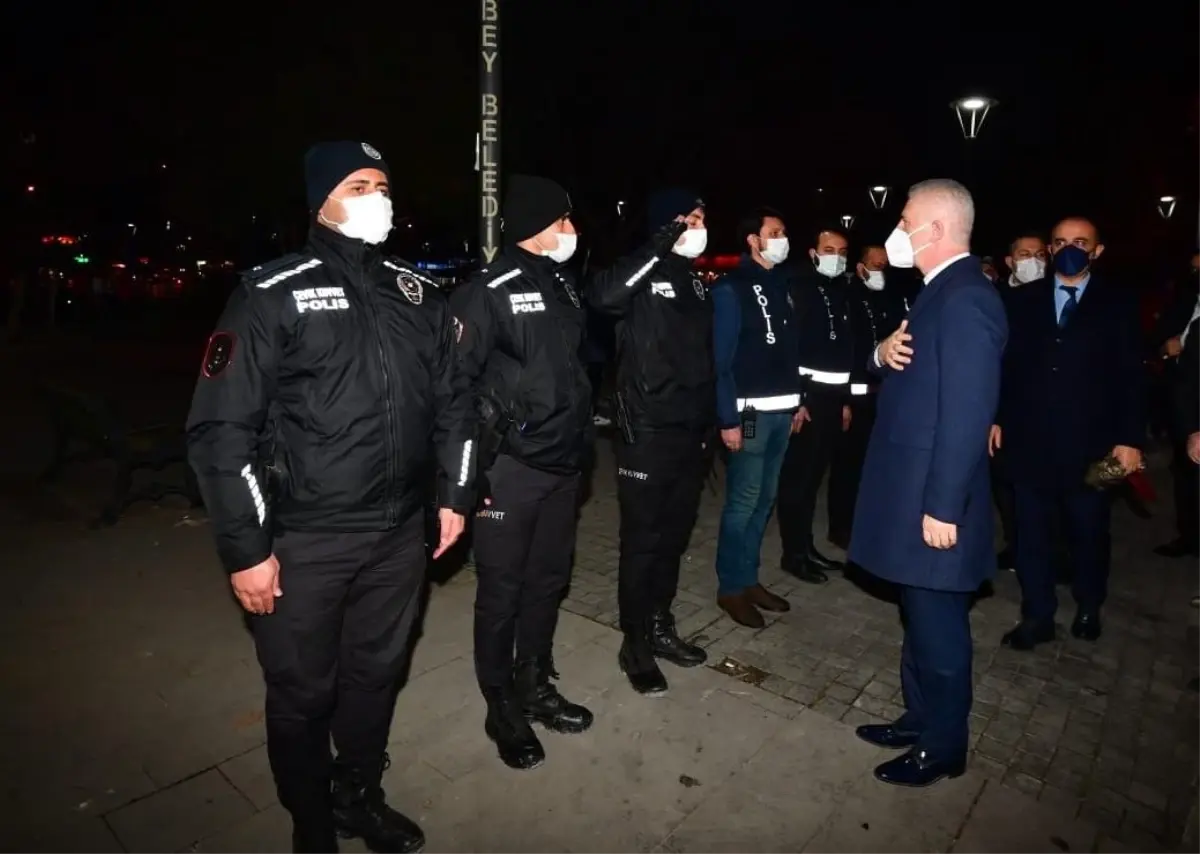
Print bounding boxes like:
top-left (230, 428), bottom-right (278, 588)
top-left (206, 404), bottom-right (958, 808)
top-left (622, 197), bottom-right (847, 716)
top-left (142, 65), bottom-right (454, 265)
top-left (849, 179), bottom-right (1007, 788)
top-left (992, 217), bottom-right (1145, 649)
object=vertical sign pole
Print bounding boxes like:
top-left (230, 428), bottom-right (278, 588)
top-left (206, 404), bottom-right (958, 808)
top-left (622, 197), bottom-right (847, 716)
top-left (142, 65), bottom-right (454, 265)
top-left (479, 0), bottom-right (501, 265)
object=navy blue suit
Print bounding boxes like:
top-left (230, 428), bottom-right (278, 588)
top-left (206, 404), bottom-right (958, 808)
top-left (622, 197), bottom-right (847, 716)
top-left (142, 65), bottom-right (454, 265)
top-left (850, 256), bottom-right (1007, 761)
top-left (998, 273), bottom-right (1145, 623)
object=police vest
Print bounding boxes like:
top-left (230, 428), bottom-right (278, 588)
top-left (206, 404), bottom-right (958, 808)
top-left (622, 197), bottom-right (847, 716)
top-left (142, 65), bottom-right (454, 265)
top-left (731, 272), bottom-right (800, 413)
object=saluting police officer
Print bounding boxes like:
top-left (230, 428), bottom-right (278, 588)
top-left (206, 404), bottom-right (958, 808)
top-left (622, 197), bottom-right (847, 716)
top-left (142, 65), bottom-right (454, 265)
top-left (187, 142), bottom-right (475, 854)
top-left (776, 227), bottom-right (855, 584)
top-left (828, 243), bottom-right (908, 549)
top-left (451, 175), bottom-right (594, 772)
top-left (586, 188), bottom-right (713, 697)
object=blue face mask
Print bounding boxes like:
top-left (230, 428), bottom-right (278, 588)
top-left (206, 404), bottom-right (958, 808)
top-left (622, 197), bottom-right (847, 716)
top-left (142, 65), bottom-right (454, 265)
top-left (1053, 245), bottom-right (1092, 277)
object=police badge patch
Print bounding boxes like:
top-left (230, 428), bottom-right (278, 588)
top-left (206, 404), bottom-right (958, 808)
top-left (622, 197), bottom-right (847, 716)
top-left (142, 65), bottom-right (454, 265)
top-left (397, 273), bottom-right (424, 305)
top-left (201, 331), bottom-right (236, 378)
top-left (693, 279), bottom-right (706, 300)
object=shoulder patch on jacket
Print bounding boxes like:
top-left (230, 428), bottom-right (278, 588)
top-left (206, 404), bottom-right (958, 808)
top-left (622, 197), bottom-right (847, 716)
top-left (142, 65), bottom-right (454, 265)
top-left (241, 254), bottom-right (321, 290)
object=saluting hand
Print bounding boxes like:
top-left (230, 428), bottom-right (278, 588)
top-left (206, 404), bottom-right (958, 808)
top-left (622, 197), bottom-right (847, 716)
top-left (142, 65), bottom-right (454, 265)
top-left (231, 554), bottom-right (283, 615)
top-left (922, 514), bottom-right (957, 550)
top-left (878, 320), bottom-right (914, 371)
top-left (434, 508), bottom-right (466, 559)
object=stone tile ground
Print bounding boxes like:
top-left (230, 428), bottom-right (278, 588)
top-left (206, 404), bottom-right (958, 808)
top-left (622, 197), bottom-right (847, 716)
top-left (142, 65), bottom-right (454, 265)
top-left (0, 435), bottom-right (1195, 852)
top-left (564, 441), bottom-right (1200, 850)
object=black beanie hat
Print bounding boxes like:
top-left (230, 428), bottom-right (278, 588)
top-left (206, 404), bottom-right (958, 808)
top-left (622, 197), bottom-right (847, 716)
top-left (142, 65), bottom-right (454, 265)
top-left (503, 174), bottom-right (572, 243)
top-left (646, 188), bottom-right (704, 235)
top-left (304, 141), bottom-right (391, 211)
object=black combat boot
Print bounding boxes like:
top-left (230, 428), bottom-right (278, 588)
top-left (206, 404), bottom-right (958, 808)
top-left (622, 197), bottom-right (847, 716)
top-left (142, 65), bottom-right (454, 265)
top-left (515, 655), bottom-right (594, 734)
top-left (649, 608), bottom-right (707, 667)
top-left (619, 627), bottom-right (668, 696)
top-left (482, 685), bottom-right (546, 770)
top-left (331, 755), bottom-right (425, 853)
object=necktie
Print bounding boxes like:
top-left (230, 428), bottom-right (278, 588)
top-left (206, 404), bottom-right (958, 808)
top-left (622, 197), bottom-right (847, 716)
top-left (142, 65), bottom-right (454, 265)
top-left (1058, 286), bottom-right (1078, 328)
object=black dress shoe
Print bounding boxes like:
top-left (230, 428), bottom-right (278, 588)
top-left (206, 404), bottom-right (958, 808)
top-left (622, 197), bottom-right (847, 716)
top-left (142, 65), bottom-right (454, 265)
top-left (806, 544), bottom-right (845, 572)
top-left (782, 554), bottom-right (828, 585)
top-left (855, 723), bottom-right (920, 750)
top-left (650, 609), bottom-right (707, 667)
top-left (874, 749), bottom-right (966, 788)
top-left (619, 635), bottom-right (669, 697)
top-left (515, 656), bottom-right (594, 734)
top-left (1000, 620), bottom-right (1055, 651)
top-left (331, 757), bottom-right (425, 853)
top-left (995, 548), bottom-right (1015, 571)
top-left (1070, 610), bottom-right (1102, 641)
top-left (1154, 537), bottom-right (1200, 558)
top-left (482, 687), bottom-right (545, 770)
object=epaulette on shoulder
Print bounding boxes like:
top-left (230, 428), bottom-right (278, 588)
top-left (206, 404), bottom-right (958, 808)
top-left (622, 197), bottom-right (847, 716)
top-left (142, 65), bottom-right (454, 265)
top-left (382, 256), bottom-right (439, 287)
top-left (483, 259), bottom-right (521, 290)
top-left (241, 254), bottom-right (321, 290)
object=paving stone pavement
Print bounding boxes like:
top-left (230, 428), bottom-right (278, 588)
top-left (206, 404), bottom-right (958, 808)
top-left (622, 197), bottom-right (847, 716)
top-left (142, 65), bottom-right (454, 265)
top-left (564, 439), bottom-right (1200, 851)
top-left (0, 435), bottom-right (1195, 852)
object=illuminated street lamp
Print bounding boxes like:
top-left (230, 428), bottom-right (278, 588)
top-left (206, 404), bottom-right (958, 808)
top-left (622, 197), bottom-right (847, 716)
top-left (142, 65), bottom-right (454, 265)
top-left (616, 200), bottom-right (625, 217)
top-left (841, 214), bottom-right (855, 230)
top-left (25, 184), bottom-right (35, 193)
top-left (868, 185), bottom-right (889, 210)
top-left (952, 95), bottom-right (995, 140)
top-left (1158, 195), bottom-right (1177, 220)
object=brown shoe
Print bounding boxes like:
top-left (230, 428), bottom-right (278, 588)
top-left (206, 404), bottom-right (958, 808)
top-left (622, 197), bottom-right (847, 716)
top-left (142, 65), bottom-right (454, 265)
top-left (746, 584), bottom-right (791, 613)
top-left (718, 593), bottom-right (765, 628)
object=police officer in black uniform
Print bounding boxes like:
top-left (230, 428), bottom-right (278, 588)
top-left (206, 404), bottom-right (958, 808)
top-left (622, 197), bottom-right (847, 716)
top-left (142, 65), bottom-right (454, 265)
top-left (828, 243), bottom-right (907, 549)
top-left (187, 142), bottom-right (475, 854)
top-left (451, 175), bottom-right (593, 771)
top-left (776, 227), bottom-right (855, 584)
top-left (586, 188), bottom-right (713, 696)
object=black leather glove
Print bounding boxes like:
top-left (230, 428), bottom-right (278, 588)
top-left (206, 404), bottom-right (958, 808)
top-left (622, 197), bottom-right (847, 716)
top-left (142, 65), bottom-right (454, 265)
top-left (651, 219), bottom-right (689, 256)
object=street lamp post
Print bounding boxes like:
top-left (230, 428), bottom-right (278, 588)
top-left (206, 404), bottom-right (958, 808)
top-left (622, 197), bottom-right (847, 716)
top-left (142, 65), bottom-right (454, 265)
top-left (1158, 195), bottom-right (1177, 220)
top-left (478, 0), bottom-right (501, 265)
top-left (952, 95), bottom-right (996, 140)
top-left (868, 185), bottom-right (889, 210)
top-left (841, 214), bottom-right (855, 230)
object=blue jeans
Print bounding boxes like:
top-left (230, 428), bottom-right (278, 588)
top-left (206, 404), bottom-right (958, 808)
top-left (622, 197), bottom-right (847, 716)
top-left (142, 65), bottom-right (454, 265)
top-left (715, 411), bottom-right (793, 595)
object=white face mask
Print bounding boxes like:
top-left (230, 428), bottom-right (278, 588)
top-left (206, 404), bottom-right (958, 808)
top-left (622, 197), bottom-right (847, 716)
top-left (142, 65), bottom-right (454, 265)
top-left (541, 231), bottom-right (577, 264)
top-left (884, 223), bottom-right (929, 269)
top-left (760, 236), bottom-right (790, 265)
top-left (1013, 257), bottom-right (1046, 284)
top-left (815, 253), bottom-right (847, 278)
top-left (332, 191), bottom-right (393, 245)
top-left (864, 270), bottom-right (886, 291)
top-left (673, 227), bottom-right (708, 259)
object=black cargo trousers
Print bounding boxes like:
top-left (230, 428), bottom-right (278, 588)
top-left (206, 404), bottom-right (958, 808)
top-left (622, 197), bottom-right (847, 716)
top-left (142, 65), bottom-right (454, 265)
top-left (249, 510), bottom-right (426, 820)
top-left (472, 453), bottom-right (580, 689)
top-left (615, 428), bottom-right (708, 633)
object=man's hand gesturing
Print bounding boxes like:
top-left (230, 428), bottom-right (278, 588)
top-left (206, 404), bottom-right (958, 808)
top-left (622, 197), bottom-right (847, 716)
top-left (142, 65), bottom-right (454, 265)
top-left (877, 319), bottom-right (914, 371)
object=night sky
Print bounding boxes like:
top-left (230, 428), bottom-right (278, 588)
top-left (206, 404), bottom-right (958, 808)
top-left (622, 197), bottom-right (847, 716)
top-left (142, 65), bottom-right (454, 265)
top-left (4, 2), bottom-right (1198, 264)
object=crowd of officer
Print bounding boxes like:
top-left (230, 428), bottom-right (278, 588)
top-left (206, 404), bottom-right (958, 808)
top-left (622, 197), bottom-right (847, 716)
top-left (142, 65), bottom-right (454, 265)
top-left (185, 141), bottom-right (1182, 852)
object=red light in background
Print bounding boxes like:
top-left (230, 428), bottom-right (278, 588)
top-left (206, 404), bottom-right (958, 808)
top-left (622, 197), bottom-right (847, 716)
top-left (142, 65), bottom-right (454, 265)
top-left (112, 262), bottom-right (126, 269)
top-left (138, 257), bottom-right (150, 265)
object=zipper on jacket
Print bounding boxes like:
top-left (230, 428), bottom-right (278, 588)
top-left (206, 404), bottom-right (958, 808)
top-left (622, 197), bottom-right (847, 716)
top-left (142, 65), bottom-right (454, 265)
top-left (362, 269), bottom-right (398, 526)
